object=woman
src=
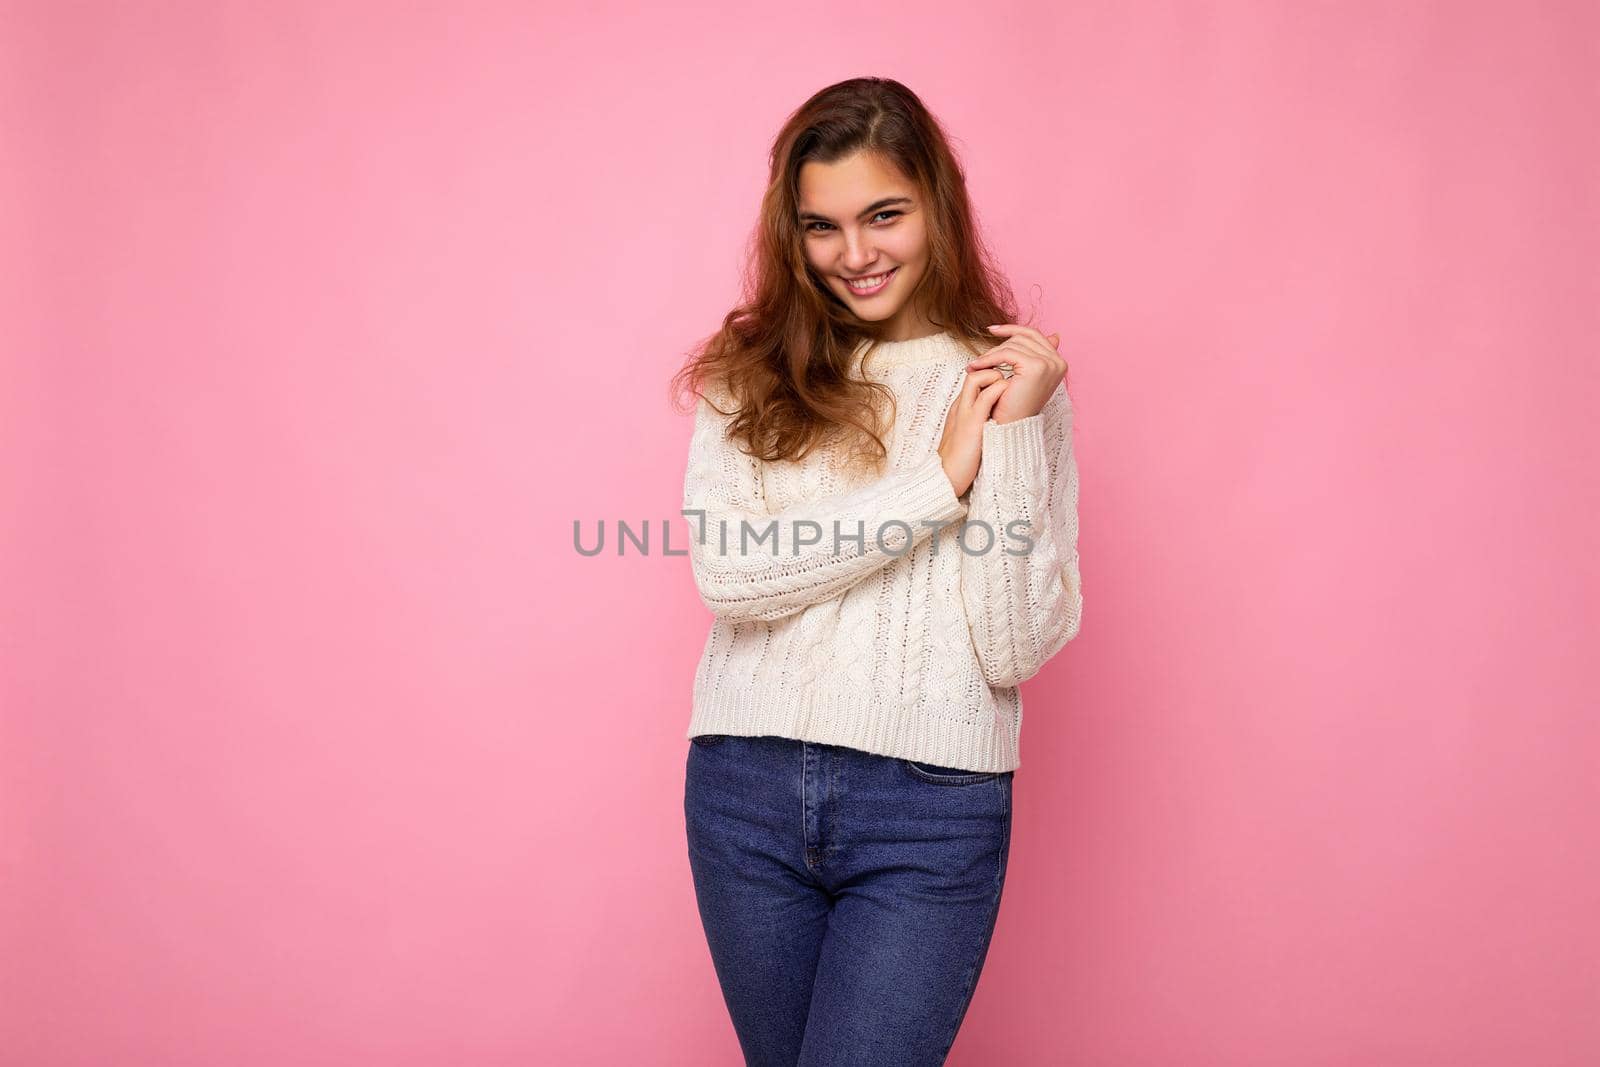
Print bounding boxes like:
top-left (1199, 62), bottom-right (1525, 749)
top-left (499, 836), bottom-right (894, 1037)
top-left (670, 77), bottom-right (1082, 1066)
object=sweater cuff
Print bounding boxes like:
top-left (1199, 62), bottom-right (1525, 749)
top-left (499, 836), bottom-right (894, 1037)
top-left (981, 412), bottom-right (1049, 483)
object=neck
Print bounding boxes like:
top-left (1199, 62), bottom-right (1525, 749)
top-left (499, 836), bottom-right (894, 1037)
top-left (875, 300), bottom-right (938, 342)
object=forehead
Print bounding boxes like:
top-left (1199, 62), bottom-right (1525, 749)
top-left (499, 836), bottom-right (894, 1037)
top-left (796, 151), bottom-right (913, 210)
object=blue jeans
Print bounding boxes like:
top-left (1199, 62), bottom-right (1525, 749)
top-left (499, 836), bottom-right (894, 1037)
top-left (684, 733), bottom-right (1014, 1066)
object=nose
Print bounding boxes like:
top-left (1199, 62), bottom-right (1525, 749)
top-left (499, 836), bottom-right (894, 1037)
top-left (841, 232), bottom-right (879, 274)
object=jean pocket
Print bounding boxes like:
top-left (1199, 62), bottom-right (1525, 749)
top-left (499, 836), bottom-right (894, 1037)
top-left (690, 733), bottom-right (730, 746)
top-left (900, 759), bottom-right (1003, 785)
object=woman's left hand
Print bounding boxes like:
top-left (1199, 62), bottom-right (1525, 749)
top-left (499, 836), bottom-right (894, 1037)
top-left (965, 324), bottom-right (1066, 425)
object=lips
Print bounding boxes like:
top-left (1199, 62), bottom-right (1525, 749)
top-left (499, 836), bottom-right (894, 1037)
top-left (842, 267), bottom-right (897, 296)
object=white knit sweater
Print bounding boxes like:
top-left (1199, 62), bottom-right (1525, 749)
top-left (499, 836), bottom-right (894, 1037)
top-left (680, 329), bottom-right (1082, 772)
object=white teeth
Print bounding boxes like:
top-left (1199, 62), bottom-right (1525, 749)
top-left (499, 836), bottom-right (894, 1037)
top-left (847, 270), bottom-right (893, 290)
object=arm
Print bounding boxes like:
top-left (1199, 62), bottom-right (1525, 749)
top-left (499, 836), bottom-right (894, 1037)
top-left (959, 385), bottom-right (1083, 686)
top-left (682, 388), bottom-right (968, 623)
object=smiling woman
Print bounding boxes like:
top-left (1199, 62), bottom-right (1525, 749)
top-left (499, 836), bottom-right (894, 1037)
top-left (668, 78), bottom-right (1031, 471)
top-left (668, 76), bottom-right (1081, 1066)
top-left (797, 170), bottom-right (928, 317)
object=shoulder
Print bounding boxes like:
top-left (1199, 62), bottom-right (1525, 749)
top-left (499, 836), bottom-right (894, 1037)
top-left (693, 376), bottom-right (741, 420)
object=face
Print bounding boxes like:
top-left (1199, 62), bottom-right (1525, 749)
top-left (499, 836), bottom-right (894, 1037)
top-left (797, 151), bottom-right (934, 341)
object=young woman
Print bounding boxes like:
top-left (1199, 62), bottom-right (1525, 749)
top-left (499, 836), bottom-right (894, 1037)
top-left (670, 77), bottom-right (1082, 1066)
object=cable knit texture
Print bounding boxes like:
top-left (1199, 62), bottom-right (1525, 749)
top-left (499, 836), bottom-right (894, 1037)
top-left (681, 330), bottom-right (1082, 771)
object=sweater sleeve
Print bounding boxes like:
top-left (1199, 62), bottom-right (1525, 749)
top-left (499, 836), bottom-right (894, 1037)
top-left (682, 390), bottom-right (968, 623)
top-left (959, 385), bottom-right (1083, 687)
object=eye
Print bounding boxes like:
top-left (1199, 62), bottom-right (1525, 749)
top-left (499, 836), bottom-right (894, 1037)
top-left (803, 210), bottom-right (903, 233)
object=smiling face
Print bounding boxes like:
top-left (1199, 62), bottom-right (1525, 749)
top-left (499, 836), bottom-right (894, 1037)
top-left (797, 151), bottom-right (935, 341)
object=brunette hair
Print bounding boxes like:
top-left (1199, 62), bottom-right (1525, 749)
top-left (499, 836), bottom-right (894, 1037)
top-left (669, 76), bottom-right (1027, 470)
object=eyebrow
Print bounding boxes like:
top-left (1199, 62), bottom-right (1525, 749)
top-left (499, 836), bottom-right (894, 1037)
top-left (797, 197), bottom-right (913, 224)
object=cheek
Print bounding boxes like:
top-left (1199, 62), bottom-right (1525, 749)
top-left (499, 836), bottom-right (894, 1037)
top-left (884, 228), bottom-right (928, 265)
top-left (802, 243), bottom-right (834, 274)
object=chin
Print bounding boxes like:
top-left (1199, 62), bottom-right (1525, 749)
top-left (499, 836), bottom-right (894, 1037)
top-left (845, 303), bottom-right (903, 323)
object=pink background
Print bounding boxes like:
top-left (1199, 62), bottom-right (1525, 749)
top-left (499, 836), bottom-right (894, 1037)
top-left (3, 2), bottom-right (1596, 1064)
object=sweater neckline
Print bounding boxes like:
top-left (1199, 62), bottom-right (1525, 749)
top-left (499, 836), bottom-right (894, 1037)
top-left (851, 330), bottom-right (975, 371)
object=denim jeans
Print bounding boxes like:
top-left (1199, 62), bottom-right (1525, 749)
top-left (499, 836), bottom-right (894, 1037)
top-left (684, 733), bottom-right (1014, 1066)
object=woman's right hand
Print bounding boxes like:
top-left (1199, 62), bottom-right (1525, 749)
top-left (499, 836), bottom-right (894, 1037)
top-left (937, 367), bottom-right (1009, 498)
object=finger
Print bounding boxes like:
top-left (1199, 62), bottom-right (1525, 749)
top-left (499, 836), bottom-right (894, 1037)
top-left (986, 324), bottom-right (1062, 367)
top-left (966, 344), bottom-right (1034, 374)
top-left (976, 378), bottom-right (1008, 414)
top-left (986, 323), bottom-right (1053, 349)
top-left (965, 349), bottom-right (1018, 372)
top-left (959, 366), bottom-right (1004, 401)
top-left (1007, 333), bottom-right (1057, 363)
top-left (974, 337), bottom-right (1061, 376)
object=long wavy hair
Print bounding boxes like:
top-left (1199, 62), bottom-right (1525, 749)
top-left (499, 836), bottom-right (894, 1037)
top-left (668, 76), bottom-right (1027, 472)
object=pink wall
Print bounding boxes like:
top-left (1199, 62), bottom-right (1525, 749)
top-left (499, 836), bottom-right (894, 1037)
top-left (3, 2), bottom-right (1596, 1064)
